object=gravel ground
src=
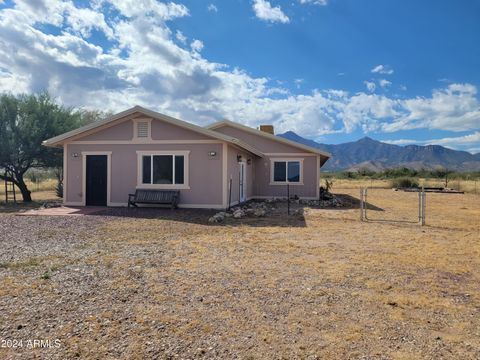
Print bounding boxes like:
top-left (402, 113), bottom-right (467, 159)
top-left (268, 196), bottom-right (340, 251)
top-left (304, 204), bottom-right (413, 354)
top-left (0, 192), bottom-right (479, 359)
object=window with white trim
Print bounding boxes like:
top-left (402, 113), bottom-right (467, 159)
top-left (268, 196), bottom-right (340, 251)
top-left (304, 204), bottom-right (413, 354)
top-left (142, 155), bottom-right (184, 184)
top-left (272, 160), bottom-right (301, 183)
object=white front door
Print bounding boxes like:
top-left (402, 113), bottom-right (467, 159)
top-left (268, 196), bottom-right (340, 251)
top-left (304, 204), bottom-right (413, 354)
top-left (239, 162), bottom-right (247, 203)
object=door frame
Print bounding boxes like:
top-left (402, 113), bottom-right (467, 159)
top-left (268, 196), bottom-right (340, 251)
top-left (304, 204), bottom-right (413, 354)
top-left (82, 151), bottom-right (112, 206)
top-left (239, 161), bottom-right (247, 203)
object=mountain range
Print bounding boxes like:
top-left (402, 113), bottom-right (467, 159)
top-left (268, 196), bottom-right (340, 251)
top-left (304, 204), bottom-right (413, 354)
top-left (278, 131), bottom-right (480, 172)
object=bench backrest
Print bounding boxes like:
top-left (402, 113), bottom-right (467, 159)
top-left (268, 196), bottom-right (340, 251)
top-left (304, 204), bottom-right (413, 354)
top-left (135, 189), bottom-right (179, 203)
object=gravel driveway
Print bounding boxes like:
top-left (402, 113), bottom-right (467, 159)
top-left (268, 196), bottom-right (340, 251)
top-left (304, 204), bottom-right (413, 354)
top-left (0, 193), bottom-right (479, 359)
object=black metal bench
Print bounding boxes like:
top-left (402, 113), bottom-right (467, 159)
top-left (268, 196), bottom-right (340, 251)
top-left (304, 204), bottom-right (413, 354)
top-left (128, 189), bottom-right (180, 209)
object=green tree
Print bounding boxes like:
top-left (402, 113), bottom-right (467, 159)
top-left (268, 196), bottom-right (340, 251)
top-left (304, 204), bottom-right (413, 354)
top-left (0, 93), bottom-right (82, 202)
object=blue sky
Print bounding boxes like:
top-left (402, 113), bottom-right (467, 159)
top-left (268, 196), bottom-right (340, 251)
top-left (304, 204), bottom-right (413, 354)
top-left (0, 0), bottom-right (479, 153)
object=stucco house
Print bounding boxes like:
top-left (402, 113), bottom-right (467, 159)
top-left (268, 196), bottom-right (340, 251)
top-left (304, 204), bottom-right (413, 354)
top-left (43, 106), bottom-right (331, 209)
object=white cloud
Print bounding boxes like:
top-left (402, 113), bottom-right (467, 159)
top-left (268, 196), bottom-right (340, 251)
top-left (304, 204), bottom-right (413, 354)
top-left (252, 0), bottom-right (289, 24)
top-left (190, 39), bottom-right (204, 52)
top-left (383, 84), bottom-right (480, 132)
top-left (364, 81), bottom-right (376, 92)
top-left (0, 0), bottom-right (478, 142)
top-left (371, 64), bottom-right (394, 75)
top-left (299, 0), bottom-right (328, 5)
top-left (384, 131), bottom-right (480, 153)
top-left (207, 4), bottom-right (218, 12)
top-left (65, 5), bottom-right (114, 39)
top-left (175, 30), bottom-right (187, 44)
top-left (104, 0), bottom-right (189, 20)
top-left (294, 78), bottom-right (304, 89)
top-left (379, 79), bottom-right (392, 88)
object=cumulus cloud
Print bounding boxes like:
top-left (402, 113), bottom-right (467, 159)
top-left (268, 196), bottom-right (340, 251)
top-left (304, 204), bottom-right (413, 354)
top-left (175, 30), bottom-right (187, 44)
top-left (252, 0), bottom-right (289, 24)
top-left (190, 39), bottom-right (204, 52)
top-left (379, 79), bottom-right (392, 88)
top-left (371, 64), bottom-right (394, 75)
top-left (0, 0), bottom-right (478, 141)
top-left (207, 4), bottom-right (218, 12)
top-left (299, 0), bottom-right (328, 5)
top-left (383, 84), bottom-right (480, 133)
top-left (364, 81), bottom-right (376, 92)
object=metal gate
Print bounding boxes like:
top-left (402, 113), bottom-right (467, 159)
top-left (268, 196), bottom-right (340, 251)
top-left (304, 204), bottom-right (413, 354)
top-left (360, 188), bottom-right (426, 225)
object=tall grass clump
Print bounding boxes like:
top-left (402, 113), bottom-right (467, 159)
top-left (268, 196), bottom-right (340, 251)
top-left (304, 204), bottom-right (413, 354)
top-left (390, 177), bottom-right (419, 189)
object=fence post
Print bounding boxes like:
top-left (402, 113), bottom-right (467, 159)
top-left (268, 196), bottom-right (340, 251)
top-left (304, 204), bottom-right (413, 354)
top-left (418, 190), bottom-right (422, 223)
top-left (360, 188), bottom-right (364, 221)
top-left (364, 188), bottom-right (368, 220)
top-left (421, 189), bottom-right (426, 226)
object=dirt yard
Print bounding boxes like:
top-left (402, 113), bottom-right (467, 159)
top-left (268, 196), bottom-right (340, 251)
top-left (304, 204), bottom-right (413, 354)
top-left (0, 189), bottom-right (479, 359)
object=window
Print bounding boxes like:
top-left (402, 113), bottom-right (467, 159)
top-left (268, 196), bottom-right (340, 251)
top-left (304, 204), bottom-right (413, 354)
top-left (273, 162), bottom-right (286, 182)
top-left (142, 155), bottom-right (185, 185)
top-left (271, 160), bottom-right (302, 184)
top-left (134, 119), bottom-right (151, 139)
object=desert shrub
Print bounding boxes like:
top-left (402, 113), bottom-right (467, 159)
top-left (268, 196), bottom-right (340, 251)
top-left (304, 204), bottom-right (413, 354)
top-left (390, 177), bottom-right (419, 188)
top-left (55, 182), bottom-right (63, 198)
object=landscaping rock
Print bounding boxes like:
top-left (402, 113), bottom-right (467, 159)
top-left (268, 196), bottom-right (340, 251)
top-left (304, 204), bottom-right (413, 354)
top-left (233, 209), bottom-right (245, 218)
top-left (253, 208), bottom-right (266, 217)
top-left (208, 212), bottom-right (225, 223)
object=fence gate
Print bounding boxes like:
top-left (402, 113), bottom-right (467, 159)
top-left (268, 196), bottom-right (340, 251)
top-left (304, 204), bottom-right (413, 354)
top-left (360, 187), bottom-right (426, 225)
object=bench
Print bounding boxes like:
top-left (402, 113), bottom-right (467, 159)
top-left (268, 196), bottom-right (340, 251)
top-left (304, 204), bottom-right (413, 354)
top-left (128, 189), bottom-right (180, 209)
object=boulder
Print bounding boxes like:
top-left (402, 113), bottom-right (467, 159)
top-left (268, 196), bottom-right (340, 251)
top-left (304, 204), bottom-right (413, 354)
top-left (208, 212), bottom-right (225, 223)
top-left (253, 208), bottom-right (266, 217)
top-left (233, 209), bottom-right (245, 218)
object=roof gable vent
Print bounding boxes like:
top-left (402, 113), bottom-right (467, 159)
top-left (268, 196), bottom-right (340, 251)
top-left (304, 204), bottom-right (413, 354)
top-left (135, 119), bottom-right (151, 139)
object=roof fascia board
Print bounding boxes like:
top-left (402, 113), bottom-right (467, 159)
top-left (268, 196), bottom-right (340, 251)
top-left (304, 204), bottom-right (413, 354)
top-left (206, 120), bottom-right (331, 158)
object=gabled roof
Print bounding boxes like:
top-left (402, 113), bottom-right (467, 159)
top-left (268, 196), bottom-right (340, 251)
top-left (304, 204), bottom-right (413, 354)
top-left (206, 119), bottom-right (332, 161)
top-left (42, 106), bottom-right (263, 157)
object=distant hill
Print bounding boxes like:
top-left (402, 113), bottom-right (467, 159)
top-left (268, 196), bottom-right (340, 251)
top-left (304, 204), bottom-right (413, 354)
top-left (278, 131), bottom-right (480, 172)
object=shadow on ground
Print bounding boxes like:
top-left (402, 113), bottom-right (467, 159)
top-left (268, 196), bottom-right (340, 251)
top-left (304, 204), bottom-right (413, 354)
top-left (314, 193), bottom-right (384, 212)
top-left (94, 205), bottom-right (308, 228)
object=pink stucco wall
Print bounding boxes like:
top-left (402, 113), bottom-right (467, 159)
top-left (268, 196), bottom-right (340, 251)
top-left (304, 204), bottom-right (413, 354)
top-left (80, 119), bottom-right (133, 141)
top-left (252, 155), bottom-right (319, 198)
top-left (63, 116), bottom-right (320, 208)
top-left (65, 143), bottom-right (224, 207)
top-left (78, 113), bottom-right (212, 142)
top-left (151, 120), bottom-right (211, 140)
top-left (214, 125), bottom-right (320, 199)
top-left (226, 145), bottom-right (255, 205)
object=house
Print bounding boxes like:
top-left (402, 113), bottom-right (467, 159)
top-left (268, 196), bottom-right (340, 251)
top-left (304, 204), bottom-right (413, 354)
top-left (43, 106), bottom-right (331, 209)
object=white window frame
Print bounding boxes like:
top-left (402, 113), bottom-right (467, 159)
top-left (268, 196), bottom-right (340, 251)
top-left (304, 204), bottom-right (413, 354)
top-left (136, 150), bottom-right (190, 189)
top-left (270, 158), bottom-right (304, 185)
top-left (133, 118), bottom-right (152, 140)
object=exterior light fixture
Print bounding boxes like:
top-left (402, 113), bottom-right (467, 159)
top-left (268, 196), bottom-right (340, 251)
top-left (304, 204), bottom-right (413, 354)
top-left (72, 153), bottom-right (79, 158)
top-left (237, 155), bottom-right (242, 162)
top-left (208, 151), bottom-right (217, 157)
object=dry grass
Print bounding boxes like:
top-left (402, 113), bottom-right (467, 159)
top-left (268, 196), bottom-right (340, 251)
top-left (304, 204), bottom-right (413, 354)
top-left (329, 178), bottom-right (479, 194)
top-left (0, 188), bottom-right (479, 359)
